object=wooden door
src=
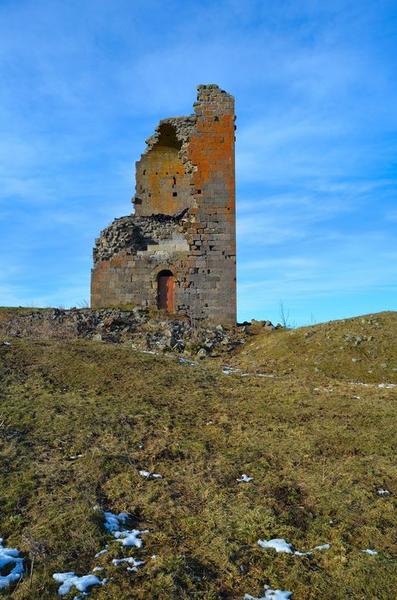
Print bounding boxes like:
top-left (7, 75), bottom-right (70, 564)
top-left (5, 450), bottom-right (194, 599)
top-left (157, 271), bottom-right (174, 313)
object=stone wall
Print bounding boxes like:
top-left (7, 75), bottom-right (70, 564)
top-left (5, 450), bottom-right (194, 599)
top-left (0, 308), bottom-right (250, 356)
top-left (91, 84), bottom-right (236, 327)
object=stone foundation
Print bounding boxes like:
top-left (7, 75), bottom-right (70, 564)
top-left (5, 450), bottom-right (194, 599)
top-left (0, 308), bottom-right (250, 356)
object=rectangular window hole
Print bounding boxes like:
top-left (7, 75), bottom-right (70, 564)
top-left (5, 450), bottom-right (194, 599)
top-left (172, 192), bottom-right (178, 197)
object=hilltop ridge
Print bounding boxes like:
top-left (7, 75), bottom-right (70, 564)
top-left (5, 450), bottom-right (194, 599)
top-left (233, 311), bottom-right (397, 384)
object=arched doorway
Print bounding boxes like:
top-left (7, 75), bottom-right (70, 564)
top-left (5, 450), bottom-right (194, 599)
top-left (157, 270), bottom-right (175, 313)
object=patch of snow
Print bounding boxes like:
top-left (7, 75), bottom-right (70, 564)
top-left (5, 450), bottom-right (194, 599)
top-left (53, 572), bottom-right (102, 596)
top-left (257, 539), bottom-right (294, 553)
top-left (114, 530), bottom-right (149, 548)
top-left (111, 557), bottom-right (144, 571)
top-left (294, 543), bottom-right (330, 556)
top-left (92, 567), bottom-right (103, 572)
top-left (2, 341), bottom-right (11, 347)
top-left (94, 547), bottom-right (108, 558)
top-left (244, 584), bottom-right (293, 599)
top-left (351, 381), bottom-right (396, 389)
top-left (0, 538), bottom-right (24, 590)
top-left (103, 511), bottom-right (129, 533)
top-left (222, 366), bottom-right (275, 378)
top-left (222, 366), bottom-right (238, 375)
top-left (102, 511), bottom-right (148, 548)
top-left (257, 538), bottom-right (330, 557)
top-left (377, 488), bottom-right (391, 496)
top-left (139, 469), bottom-right (162, 479)
top-left (237, 474), bottom-right (253, 483)
top-left (312, 543), bottom-right (331, 552)
top-left (362, 549), bottom-right (378, 555)
top-left (178, 357), bottom-right (196, 366)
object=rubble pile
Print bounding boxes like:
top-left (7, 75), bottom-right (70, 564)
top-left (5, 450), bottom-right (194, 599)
top-left (0, 308), bottom-right (277, 357)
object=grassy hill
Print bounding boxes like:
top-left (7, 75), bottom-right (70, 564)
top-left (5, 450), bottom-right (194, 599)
top-left (234, 311), bottom-right (397, 384)
top-left (0, 312), bottom-right (396, 599)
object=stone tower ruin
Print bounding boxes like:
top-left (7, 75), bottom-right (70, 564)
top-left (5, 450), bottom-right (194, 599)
top-left (91, 84), bottom-right (236, 326)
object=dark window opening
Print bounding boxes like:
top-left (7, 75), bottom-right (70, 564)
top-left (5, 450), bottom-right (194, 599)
top-left (156, 123), bottom-right (182, 150)
top-left (143, 169), bottom-right (146, 175)
top-left (172, 192), bottom-right (177, 197)
top-left (214, 116), bottom-right (219, 121)
top-left (197, 189), bottom-right (201, 194)
top-left (172, 176), bottom-right (176, 185)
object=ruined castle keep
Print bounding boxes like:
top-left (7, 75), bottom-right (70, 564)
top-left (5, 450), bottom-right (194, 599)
top-left (91, 84), bottom-right (236, 326)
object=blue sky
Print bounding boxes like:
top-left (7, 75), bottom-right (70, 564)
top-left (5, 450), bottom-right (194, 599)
top-left (0, 0), bottom-right (396, 325)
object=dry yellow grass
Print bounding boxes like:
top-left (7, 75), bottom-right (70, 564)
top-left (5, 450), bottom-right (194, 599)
top-left (0, 311), bottom-right (396, 598)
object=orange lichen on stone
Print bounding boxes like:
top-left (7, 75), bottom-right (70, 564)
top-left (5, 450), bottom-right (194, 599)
top-left (135, 147), bottom-right (191, 216)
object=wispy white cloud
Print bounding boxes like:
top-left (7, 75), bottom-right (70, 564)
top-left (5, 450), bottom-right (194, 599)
top-left (238, 227), bottom-right (397, 323)
top-left (236, 190), bottom-right (359, 248)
